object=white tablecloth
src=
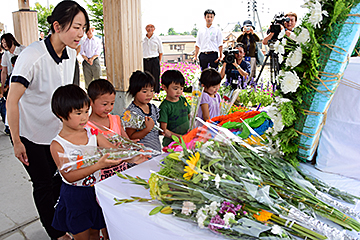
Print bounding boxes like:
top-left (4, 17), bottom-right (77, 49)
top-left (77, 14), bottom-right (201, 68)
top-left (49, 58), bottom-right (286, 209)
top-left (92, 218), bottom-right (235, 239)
top-left (95, 155), bottom-right (360, 240)
top-left (95, 155), bottom-right (222, 240)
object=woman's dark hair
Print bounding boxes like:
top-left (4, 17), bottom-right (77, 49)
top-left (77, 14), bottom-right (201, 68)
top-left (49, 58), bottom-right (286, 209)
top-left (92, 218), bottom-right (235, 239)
top-left (127, 70), bottom-right (155, 98)
top-left (88, 79), bottom-right (116, 101)
top-left (161, 70), bottom-right (185, 88)
top-left (47, 0), bottom-right (90, 34)
top-left (204, 9), bottom-right (215, 16)
top-left (0, 33), bottom-right (20, 50)
top-left (200, 68), bottom-right (222, 88)
top-left (52, 84), bottom-right (90, 121)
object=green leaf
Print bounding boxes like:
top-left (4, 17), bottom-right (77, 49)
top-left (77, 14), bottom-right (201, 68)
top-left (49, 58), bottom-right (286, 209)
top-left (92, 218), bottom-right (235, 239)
top-left (149, 206), bottom-right (163, 215)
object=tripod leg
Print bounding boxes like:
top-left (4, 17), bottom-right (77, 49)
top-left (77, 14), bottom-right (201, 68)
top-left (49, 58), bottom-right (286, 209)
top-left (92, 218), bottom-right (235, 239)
top-left (255, 52), bottom-right (271, 82)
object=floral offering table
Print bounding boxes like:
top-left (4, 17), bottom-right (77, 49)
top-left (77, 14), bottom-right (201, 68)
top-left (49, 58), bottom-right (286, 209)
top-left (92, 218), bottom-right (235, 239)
top-left (95, 155), bottom-right (222, 240)
top-left (95, 154), bottom-right (360, 240)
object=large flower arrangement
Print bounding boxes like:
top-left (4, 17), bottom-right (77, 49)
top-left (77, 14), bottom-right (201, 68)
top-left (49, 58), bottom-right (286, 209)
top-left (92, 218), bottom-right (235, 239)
top-left (115, 128), bottom-right (360, 239)
top-left (265, 0), bottom-right (360, 166)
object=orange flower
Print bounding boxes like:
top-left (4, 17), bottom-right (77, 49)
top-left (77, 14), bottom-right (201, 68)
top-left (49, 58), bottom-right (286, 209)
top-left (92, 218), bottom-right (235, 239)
top-left (253, 210), bottom-right (273, 222)
top-left (122, 110), bottom-right (131, 122)
top-left (76, 155), bottom-right (84, 169)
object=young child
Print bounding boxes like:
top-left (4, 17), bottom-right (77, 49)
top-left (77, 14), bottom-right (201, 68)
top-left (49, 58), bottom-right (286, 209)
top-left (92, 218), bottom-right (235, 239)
top-left (158, 70), bottom-right (190, 147)
top-left (123, 70), bottom-right (162, 152)
top-left (197, 68), bottom-right (222, 122)
top-left (50, 84), bottom-right (144, 240)
top-left (86, 79), bottom-right (135, 180)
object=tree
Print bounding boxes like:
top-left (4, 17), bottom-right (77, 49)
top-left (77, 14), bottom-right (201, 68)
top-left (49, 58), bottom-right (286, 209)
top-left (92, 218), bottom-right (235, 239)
top-left (31, 2), bottom-right (54, 34)
top-left (180, 31), bottom-right (190, 35)
top-left (84, 0), bottom-right (104, 36)
top-left (190, 24), bottom-right (198, 37)
top-left (168, 28), bottom-right (177, 35)
top-left (233, 23), bottom-right (241, 32)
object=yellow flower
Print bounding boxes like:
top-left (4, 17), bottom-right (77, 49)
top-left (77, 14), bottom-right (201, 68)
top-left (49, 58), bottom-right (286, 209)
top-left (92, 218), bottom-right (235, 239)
top-left (122, 110), bottom-right (131, 122)
top-left (253, 209), bottom-right (273, 222)
top-left (148, 174), bottom-right (161, 200)
top-left (184, 102), bottom-right (188, 107)
top-left (192, 90), bottom-right (201, 97)
top-left (183, 152), bottom-right (200, 180)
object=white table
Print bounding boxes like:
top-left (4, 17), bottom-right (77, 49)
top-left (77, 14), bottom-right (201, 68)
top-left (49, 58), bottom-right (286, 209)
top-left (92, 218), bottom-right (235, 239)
top-left (95, 155), bottom-right (222, 240)
top-left (95, 155), bottom-right (360, 240)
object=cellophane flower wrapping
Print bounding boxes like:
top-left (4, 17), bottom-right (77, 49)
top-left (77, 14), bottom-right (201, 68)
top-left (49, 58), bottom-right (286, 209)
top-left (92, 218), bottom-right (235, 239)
top-left (58, 144), bottom-right (160, 173)
top-left (121, 110), bottom-right (163, 132)
top-left (188, 78), bottom-right (203, 130)
top-left (219, 88), bottom-right (241, 116)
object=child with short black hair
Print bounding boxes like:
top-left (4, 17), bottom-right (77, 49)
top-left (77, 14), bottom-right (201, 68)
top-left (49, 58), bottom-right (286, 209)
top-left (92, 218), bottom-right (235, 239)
top-left (197, 68), bottom-right (222, 121)
top-left (86, 79), bottom-right (135, 180)
top-left (50, 84), bottom-right (126, 240)
top-left (123, 71), bottom-right (162, 152)
top-left (158, 70), bottom-right (190, 147)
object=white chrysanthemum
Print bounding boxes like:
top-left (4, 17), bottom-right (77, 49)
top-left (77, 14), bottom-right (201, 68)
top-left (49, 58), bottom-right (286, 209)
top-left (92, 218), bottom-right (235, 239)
top-left (263, 105), bottom-right (278, 119)
top-left (202, 173), bottom-right (209, 180)
top-left (308, 0), bottom-right (328, 28)
top-left (278, 28), bottom-right (286, 39)
top-left (271, 225), bottom-right (283, 235)
top-left (273, 116), bottom-right (285, 133)
top-left (223, 212), bottom-right (235, 226)
top-left (278, 54), bottom-right (284, 64)
top-left (296, 27), bottom-right (310, 44)
top-left (281, 38), bottom-right (287, 45)
top-left (286, 47), bottom-right (303, 68)
top-left (196, 207), bottom-right (208, 228)
top-left (273, 40), bottom-right (285, 55)
top-left (181, 201), bottom-right (196, 215)
top-left (209, 201), bottom-right (219, 216)
top-left (214, 174), bottom-right (221, 189)
top-left (280, 71), bottom-right (301, 94)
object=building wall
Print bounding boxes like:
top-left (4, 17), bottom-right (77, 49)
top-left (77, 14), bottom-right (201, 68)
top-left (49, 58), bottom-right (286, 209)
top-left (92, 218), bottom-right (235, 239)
top-left (162, 42), bottom-right (195, 62)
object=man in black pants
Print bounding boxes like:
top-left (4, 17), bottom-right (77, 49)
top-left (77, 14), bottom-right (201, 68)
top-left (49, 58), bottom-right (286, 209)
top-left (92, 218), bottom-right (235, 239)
top-left (143, 24), bottom-right (163, 93)
top-left (194, 9), bottom-right (223, 70)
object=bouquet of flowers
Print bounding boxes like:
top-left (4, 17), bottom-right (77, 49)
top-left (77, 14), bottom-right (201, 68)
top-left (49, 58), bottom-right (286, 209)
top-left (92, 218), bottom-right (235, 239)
top-left (114, 122), bottom-right (360, 239)
top-left (58, 146), bottom-right (159, 173)
top-left (121, 110), bottom-right (163, 132)
top-left (219, 87), bottom-right (241, 116)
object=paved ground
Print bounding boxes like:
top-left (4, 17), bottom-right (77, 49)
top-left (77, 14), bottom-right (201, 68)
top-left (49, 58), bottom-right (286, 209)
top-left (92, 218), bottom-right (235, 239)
top-left (0, 121), bottom-right (49, 240)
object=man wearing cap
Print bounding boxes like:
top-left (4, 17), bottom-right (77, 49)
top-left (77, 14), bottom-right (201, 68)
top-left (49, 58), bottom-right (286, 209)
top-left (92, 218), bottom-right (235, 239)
top-left (194, 9), bottom-right (223, 71)
top-left (237, 20), bottom-right (260, 80)
top-left (143, 24), bottom-right (163, 93)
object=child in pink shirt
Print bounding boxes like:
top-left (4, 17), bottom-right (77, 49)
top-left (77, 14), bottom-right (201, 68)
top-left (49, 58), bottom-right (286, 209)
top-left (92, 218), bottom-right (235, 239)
top-left (85, 79), bottom-right (133, 179)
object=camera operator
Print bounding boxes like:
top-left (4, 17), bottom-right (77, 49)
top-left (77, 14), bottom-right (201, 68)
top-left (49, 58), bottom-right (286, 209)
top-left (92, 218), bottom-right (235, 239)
top-left (236, 20), bottom-right (260, 80)
top-left (220, 43), bottom-right (250, 89)
top-left (262, 12), bottom-right (297, 45)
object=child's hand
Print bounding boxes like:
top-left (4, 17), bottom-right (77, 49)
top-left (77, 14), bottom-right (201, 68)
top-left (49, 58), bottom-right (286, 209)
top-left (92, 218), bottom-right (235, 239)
top-left (97, 153), bottom-right (123, 169)
top-left (131, 139), bottom-right (140, 143)
top-left (144, 117), bottom-right (155, 131)
top-left (126, 154), bottom-right (149, 164)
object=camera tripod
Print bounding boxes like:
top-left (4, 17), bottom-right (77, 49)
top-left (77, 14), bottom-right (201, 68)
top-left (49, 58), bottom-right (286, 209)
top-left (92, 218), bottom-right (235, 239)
top-left (255, 41), bottom-right (280, 91)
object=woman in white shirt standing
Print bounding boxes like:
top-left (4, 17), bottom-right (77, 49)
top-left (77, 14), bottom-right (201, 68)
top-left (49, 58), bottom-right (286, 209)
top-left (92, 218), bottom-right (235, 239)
top-left (6, 1), bottom-right (89, 239)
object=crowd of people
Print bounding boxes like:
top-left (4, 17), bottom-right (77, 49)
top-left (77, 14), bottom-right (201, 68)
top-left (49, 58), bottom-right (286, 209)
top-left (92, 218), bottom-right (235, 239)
top-left (0, 1), bottom-right (297, 239)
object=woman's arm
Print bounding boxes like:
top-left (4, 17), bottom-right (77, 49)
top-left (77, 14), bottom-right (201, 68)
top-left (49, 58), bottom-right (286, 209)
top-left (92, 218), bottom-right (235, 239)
top-left (6, 82), bottom-right (28, 165)
top-left (220, 62), bottom-right (227, 79)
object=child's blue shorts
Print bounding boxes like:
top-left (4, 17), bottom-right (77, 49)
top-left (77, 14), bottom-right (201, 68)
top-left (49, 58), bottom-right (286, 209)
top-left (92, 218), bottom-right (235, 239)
top-left (52, 182), bottom-right (106, 235)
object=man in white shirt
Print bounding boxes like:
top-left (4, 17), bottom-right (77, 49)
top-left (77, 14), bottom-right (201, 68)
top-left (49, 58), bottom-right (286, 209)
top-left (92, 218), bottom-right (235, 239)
top-left (80, 27), bottom-right (102, 89)
top-left (194, 9), bottom-right (223, 70)
top-left (143, 24), bottom-right (163, 93)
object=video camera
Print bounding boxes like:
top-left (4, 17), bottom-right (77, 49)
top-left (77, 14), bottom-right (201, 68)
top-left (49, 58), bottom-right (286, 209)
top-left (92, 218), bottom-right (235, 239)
top-left (222, 48), bottom-right (239, 64)
top-left (269, 13), bottom-right (290, 35)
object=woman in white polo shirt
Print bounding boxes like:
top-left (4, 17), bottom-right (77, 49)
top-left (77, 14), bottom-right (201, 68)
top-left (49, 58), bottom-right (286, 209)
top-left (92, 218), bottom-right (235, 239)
top-left (6, 1), bottom-right (89, 240)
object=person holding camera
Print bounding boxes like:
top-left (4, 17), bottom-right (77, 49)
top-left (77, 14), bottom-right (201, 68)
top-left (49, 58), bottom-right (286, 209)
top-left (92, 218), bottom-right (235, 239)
top-left (236, 20), bottom-right (260, 80)
top-left (262, 12), bottom-right (297, 45)
top-left (220, 43), bottom-right (250, 89)
top-left (194, 9), bottom-right (223, 70)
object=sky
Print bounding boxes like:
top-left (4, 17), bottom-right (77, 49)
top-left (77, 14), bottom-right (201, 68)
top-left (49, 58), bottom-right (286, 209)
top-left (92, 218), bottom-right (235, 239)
top-left (0, 0), bottom-right (308, 37)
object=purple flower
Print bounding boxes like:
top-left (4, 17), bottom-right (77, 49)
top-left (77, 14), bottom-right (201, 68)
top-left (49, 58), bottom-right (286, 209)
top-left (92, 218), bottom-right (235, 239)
top-left (219, 201), bottom-right (242, 215)
top-left (208, 215), bottom-right (225, 233)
